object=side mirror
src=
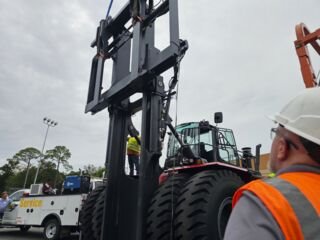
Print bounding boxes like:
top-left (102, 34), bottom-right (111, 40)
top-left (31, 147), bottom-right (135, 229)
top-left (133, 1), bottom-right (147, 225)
top-left (214, 112), bottom-right (223, 124)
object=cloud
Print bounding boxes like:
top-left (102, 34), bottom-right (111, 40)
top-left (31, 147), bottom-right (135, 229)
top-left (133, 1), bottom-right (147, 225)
top-left (0, 0), bottom-right (319, 171)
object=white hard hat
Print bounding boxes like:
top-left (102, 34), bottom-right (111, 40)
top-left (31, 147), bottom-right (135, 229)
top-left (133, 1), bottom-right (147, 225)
top-left (269, 88), bottom-right (320, 146)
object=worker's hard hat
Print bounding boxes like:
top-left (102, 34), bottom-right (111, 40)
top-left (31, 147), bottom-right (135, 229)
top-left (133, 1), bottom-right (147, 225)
top-left (269, 88), bottom-right (320, 146)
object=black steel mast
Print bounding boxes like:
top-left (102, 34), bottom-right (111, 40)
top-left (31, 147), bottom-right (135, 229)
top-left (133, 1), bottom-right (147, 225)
top-left (85, 1), bottom-right (187, 239)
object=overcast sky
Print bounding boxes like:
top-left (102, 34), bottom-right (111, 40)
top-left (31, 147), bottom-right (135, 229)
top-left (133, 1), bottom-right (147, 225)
top-left (0, 0), bottom-right (319, 171)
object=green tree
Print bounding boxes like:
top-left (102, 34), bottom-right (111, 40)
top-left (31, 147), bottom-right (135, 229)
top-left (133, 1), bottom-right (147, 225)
top-left (12, 147), bottom-right (41, 188)
top-left (0, 158), bottom-right (19, 192)
top-left (45, 146), bottom-right (72, 188)
top-left (93, 166), bottom-right (106, 178)
top-left (68, 169), bottom-right (81, 176)
top-left (83, 164), bottom-right (97, 176)
top-left (5, 167), bottom-right (37, 190)
top-left (83, 164), bottom-right (105, 178)
top-left (37, 160), bottom-right (57, 185)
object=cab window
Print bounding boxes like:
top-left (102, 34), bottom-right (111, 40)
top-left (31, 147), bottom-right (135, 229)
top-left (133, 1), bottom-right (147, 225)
top-left (10, 190), bottom-right (24, 201)
top-left (217, 128), bottom-right (238, 164)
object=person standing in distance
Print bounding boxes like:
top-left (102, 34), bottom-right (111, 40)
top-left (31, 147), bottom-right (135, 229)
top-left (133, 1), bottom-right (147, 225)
top-left (224, 88), bottom-right (320, 240)
top-left (0, 191), bottom-right (12, 219)
top-left (127, 134), bottom-right (141, 176)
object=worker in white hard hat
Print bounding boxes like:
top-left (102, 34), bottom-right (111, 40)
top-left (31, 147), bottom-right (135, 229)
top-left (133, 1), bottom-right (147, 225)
top-left (224, 88), bottom-right (320, 240)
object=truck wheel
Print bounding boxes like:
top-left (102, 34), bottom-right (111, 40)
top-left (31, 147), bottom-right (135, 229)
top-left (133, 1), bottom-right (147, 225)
top-left (174, 170), bottom-right (244, 240)
top-left (146, 174), bottom-right (189, 240)
top-left (20, 225), bottom-right (31, 232)
top-left (80, 185), bottom-right (105, 240)
top-left (43, 218), bottom-right (61, 240)
top-left (92, 186), bottom-right (106, 240)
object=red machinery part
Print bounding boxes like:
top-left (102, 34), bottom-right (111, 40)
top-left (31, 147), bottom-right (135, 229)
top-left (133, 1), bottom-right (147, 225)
top-left (294, 23), bottom-right (320, 88)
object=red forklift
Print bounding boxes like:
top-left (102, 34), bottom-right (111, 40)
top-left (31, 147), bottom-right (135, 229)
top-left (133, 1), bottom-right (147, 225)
top-left (80, 1), bottom-right (261, 239)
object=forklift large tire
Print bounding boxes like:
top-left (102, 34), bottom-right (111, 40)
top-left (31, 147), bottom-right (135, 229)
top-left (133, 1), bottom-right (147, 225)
top-left (43, 218), bottom-right (61, 240)
top-left (146, 174), bottom-right (189, 240)
top-left (80, 185), bottom-right (105, 240)
top-left (174, 170), bottom-right (244, 240)
top-left (92, 186), bottom-right (106, 240)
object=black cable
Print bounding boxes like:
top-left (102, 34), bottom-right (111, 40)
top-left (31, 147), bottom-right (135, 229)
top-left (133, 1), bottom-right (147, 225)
top-left (106, 0), bottom-right (114, 18)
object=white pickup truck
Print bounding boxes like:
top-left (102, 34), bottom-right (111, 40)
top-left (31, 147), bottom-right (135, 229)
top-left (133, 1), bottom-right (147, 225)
top-left (1, 176), bottom-right (103, 239)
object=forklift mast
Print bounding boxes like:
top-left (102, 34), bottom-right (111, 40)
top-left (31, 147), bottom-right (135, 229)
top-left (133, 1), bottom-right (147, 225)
top-left (85, 0), bottom-right (187, 239)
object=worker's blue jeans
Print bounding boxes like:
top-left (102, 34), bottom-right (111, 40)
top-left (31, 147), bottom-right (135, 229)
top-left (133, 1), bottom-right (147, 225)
top-left (128, 155), bottom-right (140, 176)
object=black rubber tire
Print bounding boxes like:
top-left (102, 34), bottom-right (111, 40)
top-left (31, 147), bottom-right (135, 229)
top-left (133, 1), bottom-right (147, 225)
top-left (20, 225), bottom-right (31, 232)
top-left (174, 170), bottom-right (244, 240)
top-left (146, 174), bottom-right (189, 240)
top-left (92, 186), bottom-right (106, 240)
top-left (80, 185), bottom-right (105, 240)
top-left (43, 218), bottom-right (61, 240)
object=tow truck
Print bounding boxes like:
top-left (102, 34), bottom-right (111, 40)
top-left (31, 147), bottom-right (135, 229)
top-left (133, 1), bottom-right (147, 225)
top-left (1, 175), bottom-right (95, 240)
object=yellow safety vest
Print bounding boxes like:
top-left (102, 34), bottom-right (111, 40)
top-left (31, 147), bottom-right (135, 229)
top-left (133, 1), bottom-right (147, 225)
top-left (127, 136), bottom-right (140, 154)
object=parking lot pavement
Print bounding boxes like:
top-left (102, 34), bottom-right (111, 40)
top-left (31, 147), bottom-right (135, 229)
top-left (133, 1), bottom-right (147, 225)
top-left (0, 227), bottom-right (79, 240)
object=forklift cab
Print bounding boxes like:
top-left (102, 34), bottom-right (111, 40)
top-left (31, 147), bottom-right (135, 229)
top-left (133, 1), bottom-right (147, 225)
top-left (165, 120), bottom-right (240, 167)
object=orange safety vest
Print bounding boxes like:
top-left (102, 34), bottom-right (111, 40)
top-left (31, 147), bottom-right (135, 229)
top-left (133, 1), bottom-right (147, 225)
top-left (233, 172), bottom-right (320, 240)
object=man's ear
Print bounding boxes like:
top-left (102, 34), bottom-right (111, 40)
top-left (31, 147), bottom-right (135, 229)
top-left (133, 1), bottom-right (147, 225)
top-left (277, 138), bottom-right (289, 161)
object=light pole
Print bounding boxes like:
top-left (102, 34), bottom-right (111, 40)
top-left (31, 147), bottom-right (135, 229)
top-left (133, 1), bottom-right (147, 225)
top-left (53, 157), bottom-right (61, 188)
top-left (33, 117), bottom-right (58, 184)
top-left (23, 159), bottom-right (32, 188)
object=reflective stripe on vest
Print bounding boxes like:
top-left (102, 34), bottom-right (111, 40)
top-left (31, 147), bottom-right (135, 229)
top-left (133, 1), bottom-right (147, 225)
top-left (265, 177), bottom-right (320, 239)
top-left (233, 172), bottom-right (320, 240)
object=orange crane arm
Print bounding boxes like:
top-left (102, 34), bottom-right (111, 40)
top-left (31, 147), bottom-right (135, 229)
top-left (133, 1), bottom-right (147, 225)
top-left (294, 23), bottom-right (320, 88)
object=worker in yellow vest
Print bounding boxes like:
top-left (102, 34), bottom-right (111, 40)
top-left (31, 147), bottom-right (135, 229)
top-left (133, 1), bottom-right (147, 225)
top-left (127, 135), bottom-right (141, 176)
top-left (225, 88), bottom-right (320, 240)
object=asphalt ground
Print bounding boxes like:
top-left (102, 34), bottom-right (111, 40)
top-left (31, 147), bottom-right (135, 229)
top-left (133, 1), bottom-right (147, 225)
top-left (0, 227), bottom-right (79, 240)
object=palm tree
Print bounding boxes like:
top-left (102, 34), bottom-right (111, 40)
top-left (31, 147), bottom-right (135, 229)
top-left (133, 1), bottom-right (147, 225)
top-left (45, 146), bottom-right (72, 188)
top-left (12, 147), bottom-right (41, 188)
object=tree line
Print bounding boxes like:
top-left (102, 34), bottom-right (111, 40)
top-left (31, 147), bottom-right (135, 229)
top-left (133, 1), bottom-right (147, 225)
top-left (0, 146), bottom-right (105, 193)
